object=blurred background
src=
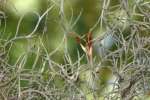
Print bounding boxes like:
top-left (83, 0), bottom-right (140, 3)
top-left (1, 0), bottom-right (137, 63)
top-left (0, 0), bottom-right (150, 99)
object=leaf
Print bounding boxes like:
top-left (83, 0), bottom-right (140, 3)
top-left (86, 32), bottom-right (93, 61)
top-left (80, 44), bottom-right (87, 53)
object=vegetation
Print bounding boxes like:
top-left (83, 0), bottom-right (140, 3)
top-left (0, 0), bottom-right (150, 100)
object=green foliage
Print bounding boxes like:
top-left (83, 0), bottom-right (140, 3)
top-left (0, 0), bottom-right (150, 99)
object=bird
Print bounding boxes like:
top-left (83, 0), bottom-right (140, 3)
top-left (94, 33), bottom-right (116, 58)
